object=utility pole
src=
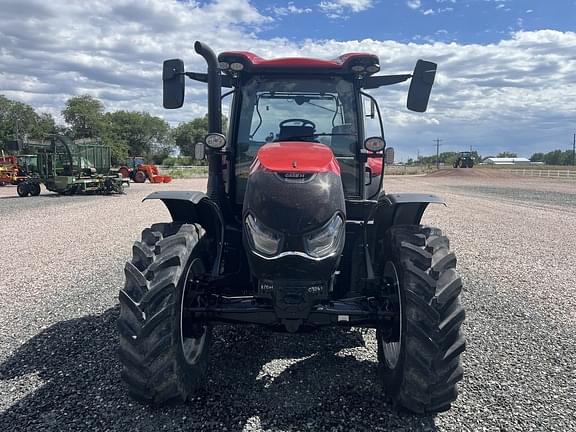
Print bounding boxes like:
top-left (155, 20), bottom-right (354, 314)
top-left (434, 139), bottom-right (442, 169)
top-left (573, 133), bottom-right (575, 166)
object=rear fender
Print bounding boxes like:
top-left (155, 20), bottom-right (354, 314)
top-left (143, 191), bottom-right (224, 275)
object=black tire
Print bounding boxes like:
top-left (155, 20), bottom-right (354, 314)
top-left (376, 225), bottom-right (465, 414)
top-left (17, 182), bottom-right (30, 197)
top-left (118, 222), bottom-right (212, 404)
top-left (133, 171), bottom-right (146, 183)
top-left (29, 182), bottom-right (41, 196)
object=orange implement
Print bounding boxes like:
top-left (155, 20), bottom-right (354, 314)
top-left (136, 164), bottom-right (172, 183)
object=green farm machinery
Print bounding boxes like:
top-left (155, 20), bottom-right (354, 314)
top-left (8, 135), bottom-right (126, 197)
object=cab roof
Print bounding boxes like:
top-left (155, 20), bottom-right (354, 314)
top-left (218, 51), bottom-right (380, 75)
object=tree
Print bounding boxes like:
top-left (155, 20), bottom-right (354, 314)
top-left (530, 152), bottom-right (545, 162)
top-left (172, 115), bottom-right (209, 157)
top-left (0, 95), bottom-right (56, 147)
top-left (496, 151), bottom-right (518, 158)
top-left (172, 115), bottom-right (228, 158)
top-left (62, 95), bottom-right (104, 139)
top-left (543, 150), bottom-right (564, 166)
top-left (103, 111), bottom-right (171, 162)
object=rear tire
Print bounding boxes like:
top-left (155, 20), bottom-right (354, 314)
top-left (118, 222), bottom-right (212, 404)
top-left (376, 225), bottom-right (465, 414)
top-left (17, 182), bottom-right (29, 197)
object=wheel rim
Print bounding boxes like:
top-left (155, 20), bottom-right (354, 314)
top-left (382, 261), bottom-right (402, 369)
top-left (180, 257), bottom-right (207, 365)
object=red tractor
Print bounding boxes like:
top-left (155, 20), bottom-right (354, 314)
top-left (118, 42), bottom-right (465, 414)
top-left (118, 157), bottom-right (172, 183)
top-left (0, 155), bottom-right (18, 186)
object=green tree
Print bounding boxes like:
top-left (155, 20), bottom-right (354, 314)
top-left (104, 111), bottom-right (171, 162)
top-left (172, 115), bottom-right (228, 158)
top-left (530, 152), bottom-right (545, 162)
top-left (0, 95), bottom-right (56, 147)
top-left (62, 95), bottom-right (104, 139)
top-left (496, 151), bottom-right (518, 158)
top-left (543, 150), bottom-right (564, 165)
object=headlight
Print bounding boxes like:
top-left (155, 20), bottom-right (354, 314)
top-left (245, 214), bottom-right (281, 256)
top-left (304, 213), bottom-right (344, 259)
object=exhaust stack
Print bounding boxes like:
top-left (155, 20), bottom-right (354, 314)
top-left (194, 41), bottom-right (226, 207)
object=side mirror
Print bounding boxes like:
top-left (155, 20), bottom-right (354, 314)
top-left (385, 147), bottom-right (395, 165)
top-left (364, 98), bottom-right (375, 119)
top-left (407, 60), bottom-right (437, 113)
top-left (194, 142), bottom-right (205, 160)
top-left (364, 137), bottom-right (385, 153)
top-left (163, 59), bottom-right (185, 109)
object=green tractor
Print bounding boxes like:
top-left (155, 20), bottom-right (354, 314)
top-left (12, 135), bottom-right (126, 197)
top-left (453, 151), bottom-right (474, 168)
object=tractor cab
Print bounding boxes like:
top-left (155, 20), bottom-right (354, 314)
top-left (217, 51), bottom-right (382, 204)
top-left (163, 47), bottom-right (435, 215)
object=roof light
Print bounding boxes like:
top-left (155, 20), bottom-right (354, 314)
top-left (230, 62), bottom-right (244, 71)
top-left (218, 61), bottom-right (230, 70)
top-left (366, 65), bottom-right (380, 73)
top-left (351, 65), bottom-right (366, 73)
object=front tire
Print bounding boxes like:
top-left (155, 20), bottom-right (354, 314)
top-left (118, 222), bottom-right (212, 404)
top-left (376, 225), bottom-right (465, 414)
top-left (29, 183), bottom-right (41, 196)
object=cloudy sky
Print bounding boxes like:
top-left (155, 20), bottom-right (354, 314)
top-left (1, 0), bottom-right (575, 160)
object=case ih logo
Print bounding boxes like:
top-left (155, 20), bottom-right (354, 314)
top-left (279, 172), bottom-right (312, 181)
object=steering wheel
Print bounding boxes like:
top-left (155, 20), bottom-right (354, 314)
top-left (279, 118), bottom-right (316, 129)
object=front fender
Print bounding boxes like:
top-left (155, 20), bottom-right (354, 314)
top-left (375, 192), bottom-right (445, 226)
top-left (143, 191), bottom-right (224, 275)
top-left (372, 192), bottom-right (445, 241)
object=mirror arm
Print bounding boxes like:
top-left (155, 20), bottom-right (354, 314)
top-left (185, 71), bottom-right (207, 82)
top-left (185, 72), bottom-right (234, 88)
top-left (362, 74), bottom-right (412, 89)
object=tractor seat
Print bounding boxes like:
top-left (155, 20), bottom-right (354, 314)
top-left (277, 125), bottom-right (316, 142)
top-left (330, 124), bottom-right (356, 156)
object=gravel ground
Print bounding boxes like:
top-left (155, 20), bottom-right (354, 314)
top-left (0, 175), bottom-right (575, 431)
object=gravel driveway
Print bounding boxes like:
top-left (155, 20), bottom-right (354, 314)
top-left (0, 174), bottom-right (574, 431)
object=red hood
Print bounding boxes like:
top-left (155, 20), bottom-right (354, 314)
top-left (252, 142), bottom-right (341, 175)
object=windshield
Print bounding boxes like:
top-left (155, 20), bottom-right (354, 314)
top-left (235, 76), bottom-right (360, 201)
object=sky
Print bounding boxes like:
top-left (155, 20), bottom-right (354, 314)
top-left (1, 0), bottom-right (575, 161)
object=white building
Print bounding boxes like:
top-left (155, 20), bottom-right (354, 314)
top-left (484, 157), bottom-right (531, 166)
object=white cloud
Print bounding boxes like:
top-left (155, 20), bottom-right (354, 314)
top-left (0, 1), bottom-right (575, 158)
top-left (406, 0), bottom-right (422, 10)
top-left (319, 0), bottom-right (374, 18)
top-left (271, 3), bottom-right (312, 16)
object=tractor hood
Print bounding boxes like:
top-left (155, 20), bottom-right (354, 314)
top-left (253, 141), bottom-right (341, 175)
top-left (242, 142), bottom-right (346, 280)
top-left (244, 142), bottom-right (345, 235)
